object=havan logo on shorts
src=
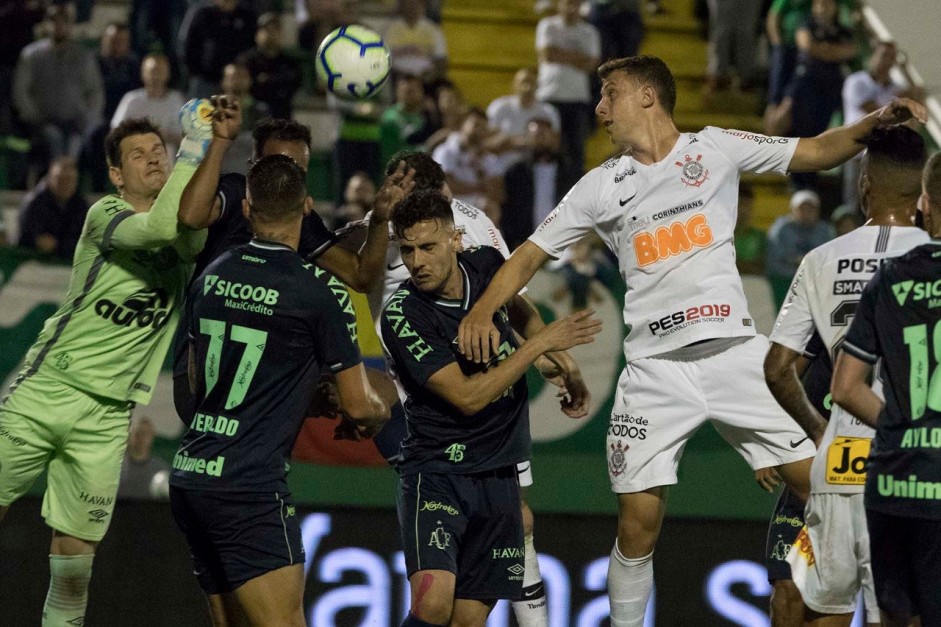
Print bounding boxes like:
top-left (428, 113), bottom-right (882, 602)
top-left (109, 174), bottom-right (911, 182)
top-left (491, 547), bottom-right (524, 559)
top-left (94, 289), bottom-right (171, 330)
top-left (633, 214), bottom-right (713, 267)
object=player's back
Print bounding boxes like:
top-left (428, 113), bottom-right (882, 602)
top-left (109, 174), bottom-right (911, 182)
top-left (170, 240), bottom-right (362, 493)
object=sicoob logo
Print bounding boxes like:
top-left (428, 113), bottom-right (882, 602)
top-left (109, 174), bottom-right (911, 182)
top-left (95, 289), bottom-right (170, 329)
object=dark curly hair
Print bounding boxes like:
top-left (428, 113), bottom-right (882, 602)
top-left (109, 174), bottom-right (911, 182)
top-left (391, 189), bottom-right (454, 239)
top-left (385, 150), bottom-right (447, 193)
top-left (105, 118), bottom-right (165, 167)
top-left (252, 118), bottom-right (312, 156)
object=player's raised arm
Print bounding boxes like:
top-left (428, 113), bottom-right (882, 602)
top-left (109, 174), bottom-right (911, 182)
top-left (177, 96), bottom-right (242, 230)
top-left (789, 98), bottom-right (927, 172)
top-left (315, 163), bottom-right (415, 292)
top-left (430, 309), bottom-right (600, 416)
top-left (458, 240), bottom-right (550, 363)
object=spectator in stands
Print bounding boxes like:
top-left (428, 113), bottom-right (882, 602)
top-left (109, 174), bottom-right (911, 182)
top-left (380, 73), bottom-right (434, 168)
top-left (13, 4), bottom-right (104, 163)
top-left (422, 80), bottom-right (467, 153)
top-left (765, 0), bottom-right (810, 130)
top-left (841, 41), bottom-right (921, 209)
top-left (111, 54), bottom-right (186, 156)
top-left (766, 189), bottom-right (835, 308)
top-left (297, 0), bottom-right (353, 53)
top-left (129, 0), bottom-right (187, 88)
top-left (733, 182), bottom-right (766, 275)
top-left (587, 0), bottom-right (644, 62)
top-left (16, 156), bottom-right (88, 260)
top-left (331, 171), bottom-right (376, 230)
top-left (703, 0), bottom-right (762, 95)
top-left (501, 118), bottom-right (579, 250)
top-left (830, 204), bottom-right (863, 236)
top-left (118, 416), bottom-right (171, 500)
top-left (180, 0), bottom-right (257, 98)
top-left (85, 22), bottom-right (142, 192)
top-left (432, 107), bottom-right (503, 221)
top-left (237, 13), bottom-right (302, 120)
top-left (384, 0), bottom-right (448, 82)
top-left (487, 67), bottom-right (561, 172)
top-left (98, 22), bottom-right (141, 122)
top-left (0, 0), bottom-right (45, 135)
top-left (220, 63), bottom-right (269, 176)
top-left (331, 92), bottom-right (383, 200)
top-left (535, 0), bottom-right (601, 175)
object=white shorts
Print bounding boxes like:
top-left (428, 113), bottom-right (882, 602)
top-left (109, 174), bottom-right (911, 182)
top-left (606, 335), bottom-right (815, 493)
top-left (517, 460), bottom-right (533, 488)
top-left (793, 493), bottom-right (879, 623)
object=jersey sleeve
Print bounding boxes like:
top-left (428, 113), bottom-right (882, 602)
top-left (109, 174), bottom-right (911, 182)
top-left (528, 172), bottom-right (598, 258)
top-left (299, 211), bottom-right (338, 259)
top-left (769, 256), bottom-right (816, 353)
top-left (803, 330), bottom-right (825, 360)
top-left (842, 268), bottom-right (882, 364)
top-left (86, 162), bottom-right (196, 251)
top-left (308, 267), bottom-right (363, 373)
top-left (381, 296), bottom-right (455, 387)
top-left (704, 127), bottom-right (798, 175)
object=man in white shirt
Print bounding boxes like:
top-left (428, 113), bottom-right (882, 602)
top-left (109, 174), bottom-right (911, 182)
top-left (112, 54), bottom-right (186, 155)
top-left (487, 67), bottom-right (561, 171)
top-left (841, 41), bottom-right (920, 210)
top-left (765, 126), bottom-right (928, 627)
top-left (384, 0), bottom-right (448, 81)
top-left (456, 55), bottom-right (927, 626)
top-left (535, 0), bottom-right (601, 175)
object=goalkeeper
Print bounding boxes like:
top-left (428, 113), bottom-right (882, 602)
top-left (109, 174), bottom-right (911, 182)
top-left (0, 107), bottom-right (213, 626)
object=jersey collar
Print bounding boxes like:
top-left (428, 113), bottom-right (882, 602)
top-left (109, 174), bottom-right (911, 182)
top-left (249, 238), bottom-right (294, 252)
top-left (432, 261), bottom-right (471, 310)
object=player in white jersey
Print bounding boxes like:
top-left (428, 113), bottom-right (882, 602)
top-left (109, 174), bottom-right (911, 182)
top-left (339, 151), bottom-right (589, 626)
top-left (765, 126), bottom-right (929, 627)
top-left (456, 55), bottom-right (927, 626)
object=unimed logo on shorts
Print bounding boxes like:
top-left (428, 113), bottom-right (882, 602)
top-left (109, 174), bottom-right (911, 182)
top-left (633, 213), bottom-right (713, 267)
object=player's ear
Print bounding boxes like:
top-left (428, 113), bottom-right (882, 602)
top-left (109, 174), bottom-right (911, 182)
top-left (919, 193), bottom-right (932, 232)
top-left (108, 165), bottom-right (123, 191)
top-left (641, 83), bottom-right (656, 110)
top-left (452, 227), bottom-right (463, 250)
top-left (242, 198), bottom-right (251, 220)
top-left (303, 196), bottom-right (313, 216)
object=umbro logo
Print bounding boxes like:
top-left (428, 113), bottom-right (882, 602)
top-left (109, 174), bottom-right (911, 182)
top-left (619, 194), bottom-right (636, 207)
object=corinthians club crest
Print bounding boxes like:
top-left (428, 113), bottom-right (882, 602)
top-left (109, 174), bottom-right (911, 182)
top-left (609, 440), bottom-right (628, 476)
top-left (675, 154), bottom-right (709, 187)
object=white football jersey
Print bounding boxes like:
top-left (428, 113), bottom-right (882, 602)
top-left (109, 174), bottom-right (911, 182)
top-left (770, 225), bottom-right (928, 494)
top-left (530, 126), bottom-right (798, 361)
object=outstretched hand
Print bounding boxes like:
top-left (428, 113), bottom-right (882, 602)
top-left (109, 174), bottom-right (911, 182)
top-left (209, 95), bottom-right (243, 141)
top-left (535, 355), bottom-right (592, 418)
top-left (534, 309), bottom-right (603, 354)
top-left (874, 97), bottom-right (928, 128)
top-left (373, 161), bottom-right (416, 222)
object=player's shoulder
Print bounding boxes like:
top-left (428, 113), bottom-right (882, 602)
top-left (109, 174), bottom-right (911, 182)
top-left (895, 242), bottom-right (941, 267)
top-left (218, 172), bottom-right (246, 195)
top-left (459, 245), bottom-right (504, 271)
top-left (86, 194), bottom-right (132, 226)
top-left (381, 282), bottom-right (430, 324)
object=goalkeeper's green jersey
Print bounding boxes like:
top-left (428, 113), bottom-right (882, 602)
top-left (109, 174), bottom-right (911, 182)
top-left (17, 163), bottom-right (205, 404)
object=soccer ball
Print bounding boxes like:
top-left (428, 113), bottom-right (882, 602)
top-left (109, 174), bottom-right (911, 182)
top-left (315, 25), bottom-right (391, 100)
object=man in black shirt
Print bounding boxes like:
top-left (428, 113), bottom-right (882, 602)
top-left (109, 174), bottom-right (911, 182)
top-left (170, 154), bottom-right (393, 626)
top-left (832, 152), bottom-right (941, 627)
top-left (382, 190), bottom-right (600, 627)
top-left (236, 13), bottom-right (302, 119)
top-left (173, 99), bottom-right (411, 422)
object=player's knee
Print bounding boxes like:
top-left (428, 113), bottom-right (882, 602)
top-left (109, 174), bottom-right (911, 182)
top-left (616, 517), bottom-right (660, 557)
top-left (411, 596), bottom-right (453, 625)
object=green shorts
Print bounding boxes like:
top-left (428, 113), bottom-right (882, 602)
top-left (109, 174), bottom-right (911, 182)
top-left (0, 370), bottom-right (132, 541)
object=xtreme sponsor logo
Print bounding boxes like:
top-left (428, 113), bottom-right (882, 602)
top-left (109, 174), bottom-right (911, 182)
top-left (608, 413), bottom-right (648, 439)
top-left (892, 279), bottom-right (941, 307)
top-left (95, 288), bottom-right (170, 329)
top-left (383, 289), bottom-right (433, 362)
top-left (648, 303), bottom-right (732, 337)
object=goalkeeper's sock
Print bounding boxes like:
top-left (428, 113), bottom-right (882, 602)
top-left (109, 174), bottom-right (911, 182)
top-left (42, 553), bottom-right (94, 627)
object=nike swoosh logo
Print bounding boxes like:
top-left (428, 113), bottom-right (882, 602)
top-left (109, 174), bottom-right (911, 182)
top-left (790, 437), bottom-right (809, 448)
top-left (619, 194), bottom-right (636, 207)
top-left (523, 589), bottom-right (540, 598)
top-left (387, 262), bottom-right (405, 271)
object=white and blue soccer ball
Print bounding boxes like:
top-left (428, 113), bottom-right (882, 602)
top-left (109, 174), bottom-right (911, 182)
top-left (315, 25), bottom-right (391, 100)
top-left (179, 98), bottom-right (214, 139)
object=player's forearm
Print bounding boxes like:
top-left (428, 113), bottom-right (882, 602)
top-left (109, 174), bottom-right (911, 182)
top-left (453, 339), bottom-right (547, 415)
top-left (475, 242), bottom-right (546, 319)
top-left (110, 162), bottom-right (197, 249)
top-left (349, 217), bottom-right (391, 292)
top-left (831, 381), bottom-right (882, 429)
top-left (764, 355), bottom-right (827, 441)
top-left (178, 138), bottom-right (231, 229)
top-left (790, 113), bottom-right (879, 172)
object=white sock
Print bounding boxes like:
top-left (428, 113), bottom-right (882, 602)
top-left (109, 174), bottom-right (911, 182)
top-left (608, 544), bottom-right (653, 627)
top-left (512, 532), bottom-right (548, 626)
top-left (43, 554), bottom-right (94, 627)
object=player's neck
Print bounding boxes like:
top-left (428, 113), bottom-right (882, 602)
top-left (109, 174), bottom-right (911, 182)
top-left (122, 189), bottom-right (159, 214)
top-left (252, 228), bottom-right (300, 251)
top-left (864, 200), bottom-right (918, 227)
top-left (435, 261), bottom-right (464, 300)
top-left (628, 119), bottom-right (681, 166)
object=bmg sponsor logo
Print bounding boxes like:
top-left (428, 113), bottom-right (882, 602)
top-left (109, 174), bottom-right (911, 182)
top-left (633, 213), bottom-right (713, 267)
